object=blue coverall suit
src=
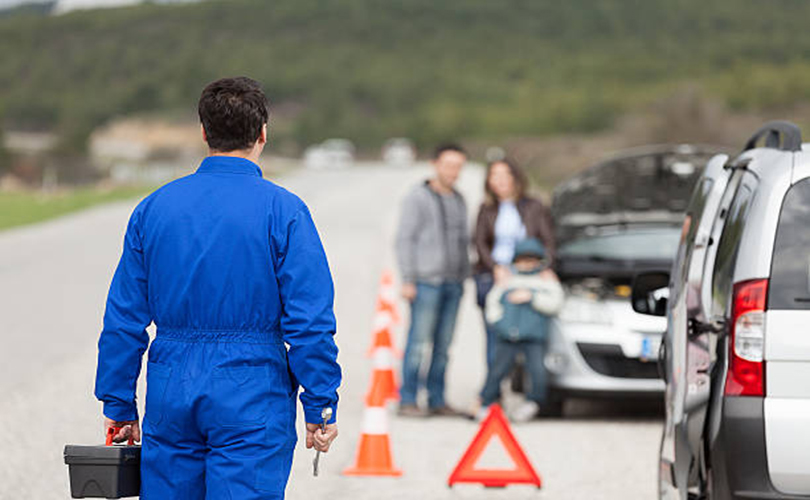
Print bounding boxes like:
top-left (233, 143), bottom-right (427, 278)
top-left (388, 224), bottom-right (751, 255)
top-left (94, 156), bottom-right (341, 499)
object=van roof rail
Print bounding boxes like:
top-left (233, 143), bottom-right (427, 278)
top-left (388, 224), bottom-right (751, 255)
top-left (744, 121), bottom-right (802, 152)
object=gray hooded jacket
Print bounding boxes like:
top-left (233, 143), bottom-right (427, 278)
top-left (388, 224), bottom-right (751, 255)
top-left (396, 180), bottom-right (470, 285)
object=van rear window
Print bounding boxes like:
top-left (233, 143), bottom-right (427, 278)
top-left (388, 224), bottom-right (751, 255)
top-left (711, 183), bottom-right (753, 314)
top-left (769, 179), bottom-right (810, 310)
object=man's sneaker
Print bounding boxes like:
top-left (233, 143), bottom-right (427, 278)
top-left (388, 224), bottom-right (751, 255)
top-left (511, 401), bottom-right (540, 423)
top-left (397, 404), bottom-right (427, 418)
top-left (475, 405), bottom-right (490, 422)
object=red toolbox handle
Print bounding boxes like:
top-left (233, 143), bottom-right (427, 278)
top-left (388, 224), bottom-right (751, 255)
top-left (106, 425), bottom-right (135, 446)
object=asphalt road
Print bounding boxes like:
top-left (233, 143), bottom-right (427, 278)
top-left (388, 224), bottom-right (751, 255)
top-left (0, 161), bottom-right (662, 499)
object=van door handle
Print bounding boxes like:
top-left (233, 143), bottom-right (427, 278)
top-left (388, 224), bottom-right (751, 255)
top-left (688, 317), bottom-right (726, 337)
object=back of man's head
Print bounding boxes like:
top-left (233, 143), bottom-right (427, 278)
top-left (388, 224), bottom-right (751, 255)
top-left (198, 77), bottom-right (269, 153)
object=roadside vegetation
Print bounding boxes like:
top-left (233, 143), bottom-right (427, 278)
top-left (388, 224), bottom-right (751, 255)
top-left (3, 0), bottom-right (810, 221)
top-left (0, 185), bottom-right (152, 231)
top-left (3, 0), bottom-right (810, 156)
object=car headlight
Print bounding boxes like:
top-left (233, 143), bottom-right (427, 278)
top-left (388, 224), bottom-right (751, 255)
top-left (559, 297), bottom-right (614, 325)
top-left (544, 351), bottom-right (569, 374)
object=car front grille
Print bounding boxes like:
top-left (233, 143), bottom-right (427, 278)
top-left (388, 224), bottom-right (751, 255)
top-left (576, 342), bottom-right (660, 380)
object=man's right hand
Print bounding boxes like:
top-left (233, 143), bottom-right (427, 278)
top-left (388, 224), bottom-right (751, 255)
top-left (401, 283), bottom-right (417, 302)
top-left (306, 423), bottom-right (338, 452)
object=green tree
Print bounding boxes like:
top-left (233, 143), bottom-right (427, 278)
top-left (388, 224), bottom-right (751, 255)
top-left (2, 0), bottom-right (810, 152)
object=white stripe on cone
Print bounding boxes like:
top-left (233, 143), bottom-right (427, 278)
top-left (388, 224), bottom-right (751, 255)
top-left (362, 407), bottom-right (389, 435)
top-left (373, 311), bottom-right (394, 331)
top-left (379, 286), bottom-right (396, 304)
top-left (372, 347), bottom-right (394, 369)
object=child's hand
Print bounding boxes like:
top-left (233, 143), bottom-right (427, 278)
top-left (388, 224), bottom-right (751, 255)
top-left (507, 289), bottom-right (532, 304)
top-left (540, 269), bottom-right (559, 281)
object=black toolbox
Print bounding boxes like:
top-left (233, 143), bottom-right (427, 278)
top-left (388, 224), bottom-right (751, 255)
top-left (64, 444), bottom-right (141, 498)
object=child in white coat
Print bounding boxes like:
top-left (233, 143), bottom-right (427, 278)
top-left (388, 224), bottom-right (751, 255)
top-left (479, 238), bottom-right (564, 421)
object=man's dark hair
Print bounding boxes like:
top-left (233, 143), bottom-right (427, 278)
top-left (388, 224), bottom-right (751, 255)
top-left (198, 77), bottom-right (269, 152)
top-left (432, 143), bottom-right (467, 160)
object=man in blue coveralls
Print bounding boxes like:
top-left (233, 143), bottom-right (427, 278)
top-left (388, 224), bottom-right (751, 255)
top-left (94, 77), bottom-right (342, 499)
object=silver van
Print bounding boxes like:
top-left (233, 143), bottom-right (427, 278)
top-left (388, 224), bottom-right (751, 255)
top-left (633, 121), bottom-right (810, 499)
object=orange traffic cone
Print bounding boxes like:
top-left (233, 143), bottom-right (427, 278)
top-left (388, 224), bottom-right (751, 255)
top-left (377, 270), bottom-right (401, 325)
top-left (380, 269), bottom-right (395, 286)
top-left (367, 310), bottom-right (399, 357)
top-left (342, 269), bottom-right (404, 478)
top-left (367, 324), bottom-right (397, 356)
top-left (375, 296), bottom-right (400, 326)
top-left (365, 346), bottom-right (399, 406)
top-left (343, 407), bottom-right (402, 477)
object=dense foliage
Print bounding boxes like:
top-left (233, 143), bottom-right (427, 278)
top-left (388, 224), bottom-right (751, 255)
top-left (3, 0), bottom-right (810, 152)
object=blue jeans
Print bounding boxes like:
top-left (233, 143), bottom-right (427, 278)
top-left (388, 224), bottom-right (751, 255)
top-left (480, 339), bottom-right (548, 406)
top-left (473, 273), bottom-right (496, 369)
top-left (400, 281), bottom-right (464, 409)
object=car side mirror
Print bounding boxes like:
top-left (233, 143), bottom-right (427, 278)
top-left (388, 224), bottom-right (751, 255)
top-left (632, 272), bottom-right (670, 316)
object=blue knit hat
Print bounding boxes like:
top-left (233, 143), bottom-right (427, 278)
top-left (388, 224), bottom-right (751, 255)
top-left (513, 238), bottom-right (546, 262)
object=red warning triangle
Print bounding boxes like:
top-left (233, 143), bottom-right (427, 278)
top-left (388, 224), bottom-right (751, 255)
top-left (448, 404), bottom-right (542, 488)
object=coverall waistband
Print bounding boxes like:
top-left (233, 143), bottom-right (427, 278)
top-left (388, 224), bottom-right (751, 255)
top-left (156, 328), bottom-right (284, 344)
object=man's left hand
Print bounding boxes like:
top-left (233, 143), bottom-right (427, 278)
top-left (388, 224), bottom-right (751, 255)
top-left (306, 423), bottom-right (338, 453)
top-left (104, 417), bottom-right (140, 443)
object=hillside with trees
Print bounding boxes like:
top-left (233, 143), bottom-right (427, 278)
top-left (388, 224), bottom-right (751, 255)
top-left (2, 0), bottom-right (810, 156)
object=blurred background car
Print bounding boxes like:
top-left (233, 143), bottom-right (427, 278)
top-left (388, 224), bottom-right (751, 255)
top-left (382, 138), bottom-right (416, 167)
top-left (541, 145), bottom-right (726, 415)
top-left (303, 145), bottom-right (329, 170)
top-left (304, 139), bottom-right (356, 170)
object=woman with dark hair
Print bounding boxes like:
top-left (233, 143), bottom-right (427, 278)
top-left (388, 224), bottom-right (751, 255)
top-left (473, 159), bottom-right (556, 367)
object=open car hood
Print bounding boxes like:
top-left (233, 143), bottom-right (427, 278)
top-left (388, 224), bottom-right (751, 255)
top-left (551, 144), bottom-right (726, 243)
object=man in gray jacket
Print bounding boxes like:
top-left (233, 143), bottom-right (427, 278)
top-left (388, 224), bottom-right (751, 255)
top-left (396, 143), bottom-right (470, 417)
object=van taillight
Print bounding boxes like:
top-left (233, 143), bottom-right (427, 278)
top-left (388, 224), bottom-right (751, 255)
top-left (724, 279), bottom-right (768, 397)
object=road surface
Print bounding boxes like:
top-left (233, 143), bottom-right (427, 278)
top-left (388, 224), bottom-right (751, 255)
top-left (0, 161), bottom-right (662, 499)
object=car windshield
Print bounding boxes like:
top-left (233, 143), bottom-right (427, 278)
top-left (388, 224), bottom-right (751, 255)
top-left (559, 228), bottom-right (682, 261)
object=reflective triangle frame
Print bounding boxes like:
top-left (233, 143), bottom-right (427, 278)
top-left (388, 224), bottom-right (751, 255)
top-left (448, 404), bottom-right (542, 488)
